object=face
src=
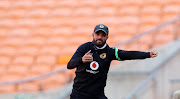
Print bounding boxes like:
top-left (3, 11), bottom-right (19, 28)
top-left (92, 30), bottom-right (108, 47)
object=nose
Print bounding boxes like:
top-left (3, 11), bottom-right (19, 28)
top-left (97, 35), bottom-right (102, 39)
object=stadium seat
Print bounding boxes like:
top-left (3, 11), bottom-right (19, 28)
top-left (0, 64), bottom-right (7, 75)
top-left (0, 46), bottom-right (17, 57)
top-left (52, 27), bottom-right (73, 38)
top-left (41, 73), bottom-right (68, 91)
top-left (23, 37), bottom-right (46, 48)
top-left (11, 0), bottom-right (33, 11)
top-left (0, 56), bottom-right (12, 66)
top-left (140, 16), bottom-right (161, 26)
top-left (117, 6), bottom-right (139, 17)
top-left (35, 55), bottom-right (56, 66)
top-left (141, 6), bottom-right (161, 16)
top-left (31, 27), bottom-right (51, 38)
top-left (0, 85), bottom-right (17, 93)
top-left (78, 0), bottom-right (99, 8)
top-left (7, 9), bottom-right (26, 20)
top-left (0, 0), bottom-right (11, 11)
top-left (17, 81), bottom-right (41, 92)
top-left (11, 56), bottom-right (34, 66)
top-left (0, 19), bottom-right (14, 29)
top-left (54, 0), bottom-right (77, 9)
top-left (33, 0), bottom-right (55, 9)
top-left (96, 7), bottom-right (116, 17)
top-left (72, 7), bottom-right (95, 17)
top-left (8, 28), bottom-right (30, 38)
top-left (16, 46), bottom-right (40, 56)
top-left (50, 8), bottom-right (73, 18)
top-left (39, 46), bottom-right (61, 56)
top-left (29, 64), bottom-right (52, 76)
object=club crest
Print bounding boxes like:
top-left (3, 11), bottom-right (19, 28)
top-left (100, 53), bottom-right (106, 59)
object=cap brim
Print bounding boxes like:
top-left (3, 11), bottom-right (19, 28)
top-left (94, 29), bottom-right (108, 35)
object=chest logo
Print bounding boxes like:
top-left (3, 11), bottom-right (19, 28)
top-left (90, 61), bottom-right (99, 70)
top-left (100, 53), bottom-right (106, 59)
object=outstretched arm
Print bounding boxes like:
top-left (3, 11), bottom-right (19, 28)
top-left (112, 48), bottom-right (158, 61)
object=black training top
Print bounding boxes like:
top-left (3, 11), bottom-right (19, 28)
top-left (67, 42), bottom-right (150, 95)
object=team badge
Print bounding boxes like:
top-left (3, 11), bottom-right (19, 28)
top-left (100, 25), bottom-right (104, 28)
top-left (90, 61), bottom-right (99, 70)
top-left (100, 53), bottom-right (106, 59)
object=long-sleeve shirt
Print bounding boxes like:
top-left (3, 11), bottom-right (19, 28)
top-left (67, 42), bottom-right (150, 96)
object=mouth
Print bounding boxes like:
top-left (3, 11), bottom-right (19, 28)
top-left (96, 39), bottom-right (103, 44)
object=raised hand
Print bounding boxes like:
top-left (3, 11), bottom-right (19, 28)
top-left (82, 50), bottom-right (93, 63)
top-left (150, 50), bottom-right (158, 58)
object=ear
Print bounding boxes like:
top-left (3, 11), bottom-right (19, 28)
top-left (106, 35), bottom-right (109, 39)
top-left (92, 33), bottom-right (94, 37)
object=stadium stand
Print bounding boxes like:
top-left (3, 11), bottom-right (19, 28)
top-left (0, 0), bottom-right (179, 96)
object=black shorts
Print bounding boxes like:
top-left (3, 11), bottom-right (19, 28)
top-left (70, 89), bottom-right (108, 99)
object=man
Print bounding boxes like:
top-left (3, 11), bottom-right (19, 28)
top-left (67, 24), bottom-right (158, 99)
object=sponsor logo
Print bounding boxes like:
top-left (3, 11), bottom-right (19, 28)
top-left (90, 61), bottom-right (99, 70)
top-left (86, 69), bottom-right (99, 74)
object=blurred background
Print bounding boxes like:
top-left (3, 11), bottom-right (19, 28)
top-left (0, 0), bottom-right (180, 99)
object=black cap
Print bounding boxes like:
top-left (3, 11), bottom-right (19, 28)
top-left (94, 24), bottom-right (109, 35)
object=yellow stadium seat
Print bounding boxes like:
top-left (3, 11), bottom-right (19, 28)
top-left (57, 55), bottom-right (72, 65)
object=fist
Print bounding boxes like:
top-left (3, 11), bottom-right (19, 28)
top-left (82, 50), bottom-right (93, 63)
top-left (150, 50), bottom-right (158, 58)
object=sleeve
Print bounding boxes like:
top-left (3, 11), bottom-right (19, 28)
top-left (111, 48), bottom-right (150, 61)
top-left (67, 44), bottom-right (86, 69)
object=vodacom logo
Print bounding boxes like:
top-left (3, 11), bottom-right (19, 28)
top-left (90, 61), bottom-right (99, 70)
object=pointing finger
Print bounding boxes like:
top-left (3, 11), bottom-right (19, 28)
top-left (85, 50), bottom-right (91, 55)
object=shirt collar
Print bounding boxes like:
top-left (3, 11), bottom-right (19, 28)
top-left (95, 43), bottom-right (107, 49)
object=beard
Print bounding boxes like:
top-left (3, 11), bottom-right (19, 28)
top-left (92, 39), bottom-right (106, 47)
